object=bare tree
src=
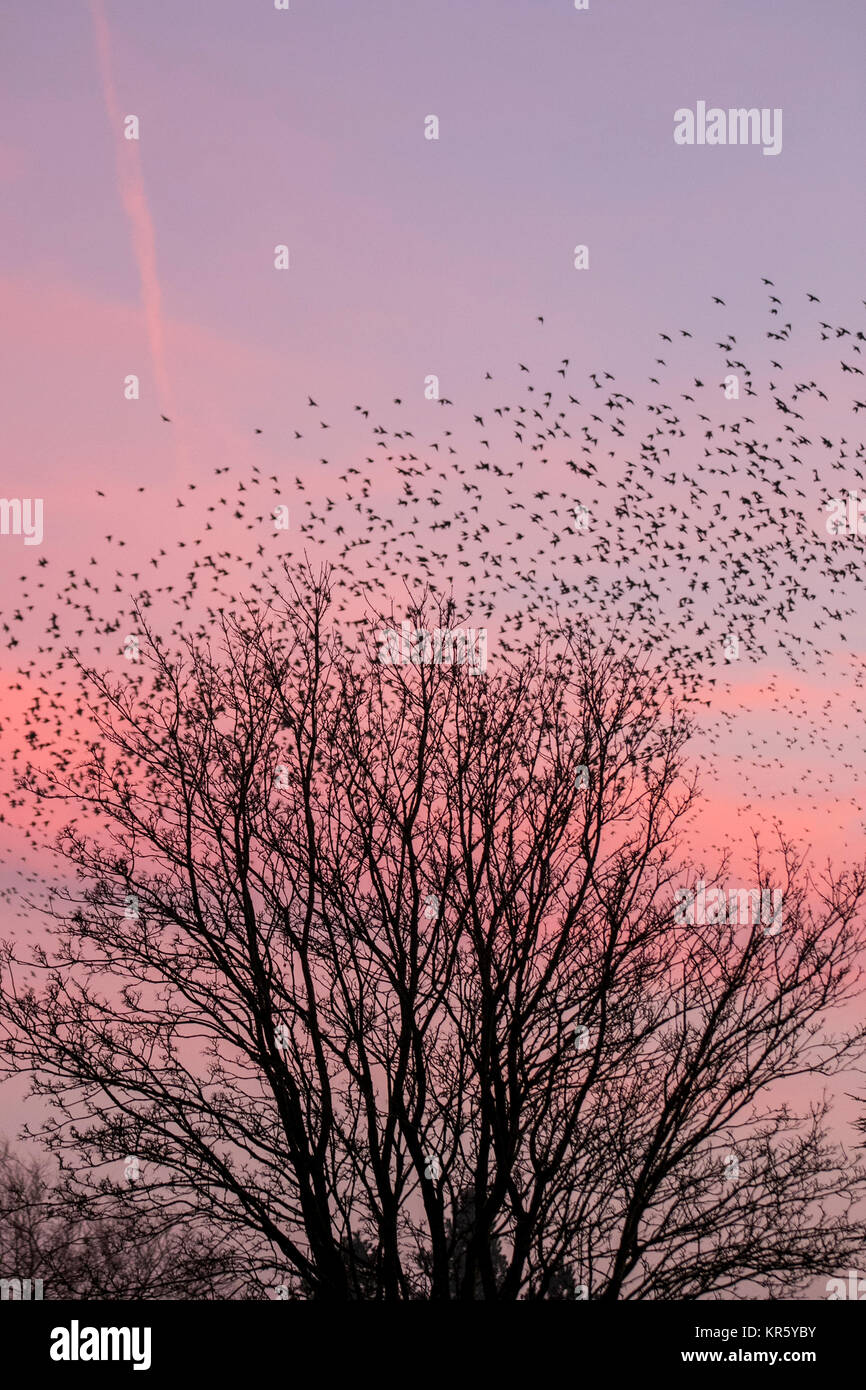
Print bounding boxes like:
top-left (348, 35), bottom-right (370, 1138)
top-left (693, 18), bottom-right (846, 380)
top-left (2, 564), bottom-right (866, 1299)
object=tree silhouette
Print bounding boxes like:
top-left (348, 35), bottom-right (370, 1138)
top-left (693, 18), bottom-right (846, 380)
top-left (2, 558), bottom-right (866, 1300)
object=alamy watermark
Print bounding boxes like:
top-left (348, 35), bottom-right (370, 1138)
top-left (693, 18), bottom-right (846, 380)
top-left (674, 881), bottom-right (783, 933)
top-left (377, 621), bottom-right (487, 675)
top-left (674, 103), bottom-right (782, 156)
top-left (0, 1276), bottom-right (44, 1300)
top-left (0, 498), bottom-right (43, 545)
top-left (825, 490), bottom-right (866, 538)
top-left (826, 1270), bottom-right (866, 1299)
top-left (50, 1321), bottom-right (152, 1371)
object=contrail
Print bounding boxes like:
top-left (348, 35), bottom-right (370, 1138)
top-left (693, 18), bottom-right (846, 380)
top-left (89, 0), bottom-right (174, 416)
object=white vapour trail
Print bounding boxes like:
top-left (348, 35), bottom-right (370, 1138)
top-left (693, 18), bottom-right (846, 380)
top-left (89, 0), bottom-right (174, 416)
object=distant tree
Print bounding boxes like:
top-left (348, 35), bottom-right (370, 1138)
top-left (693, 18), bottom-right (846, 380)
top-left (439, 1186), bottom-right (509, 1298)
top-left (0, 1139), bottom-right (249, 1299)
top-left (2, 563), bottom-right (866, 1298)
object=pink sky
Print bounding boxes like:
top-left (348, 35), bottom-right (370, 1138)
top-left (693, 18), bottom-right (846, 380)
top-left (1, 1), bottom-right (865, 1164)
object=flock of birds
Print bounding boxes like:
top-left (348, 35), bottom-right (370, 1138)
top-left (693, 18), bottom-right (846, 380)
top-left (2, 282), bottom-right (866, 875)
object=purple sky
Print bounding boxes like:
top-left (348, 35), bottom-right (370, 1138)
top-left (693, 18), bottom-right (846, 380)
top-left (2, 0), bottom-right (864, 413)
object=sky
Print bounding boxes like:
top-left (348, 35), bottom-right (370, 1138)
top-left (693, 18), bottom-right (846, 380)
top-left (2, 0), bottom-right (863, 433)
top-left (1, 0), bottom-right (865, 1195)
